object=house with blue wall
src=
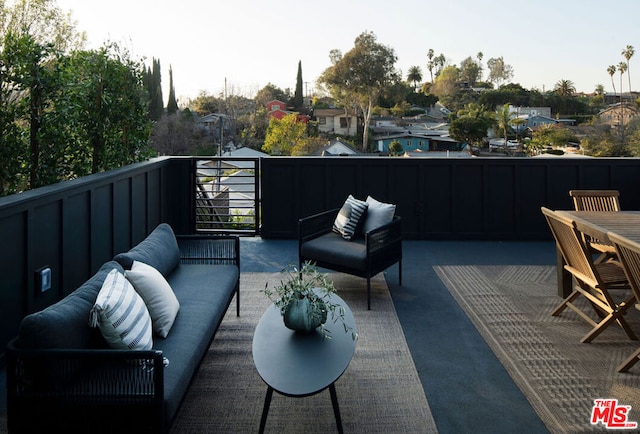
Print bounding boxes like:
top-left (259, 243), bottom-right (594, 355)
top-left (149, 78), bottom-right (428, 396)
top-left (373, 131), bottom-right (464, 154)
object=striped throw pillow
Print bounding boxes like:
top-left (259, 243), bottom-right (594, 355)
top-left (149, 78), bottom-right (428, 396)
top-left (333, 195), bottom-right (369, 240)
top-left (89, 268), bottom-right (153, 350)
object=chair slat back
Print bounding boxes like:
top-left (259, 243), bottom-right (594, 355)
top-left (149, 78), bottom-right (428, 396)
top-left (570, 190), bottom-right (621, 211)
top-left (541, 207), bottom-right (597, 283)
top-left (609, 232), bottom-right (640, 306)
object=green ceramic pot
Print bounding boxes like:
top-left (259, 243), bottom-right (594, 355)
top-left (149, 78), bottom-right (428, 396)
top-left (282, 293), bottom-right (328, 333)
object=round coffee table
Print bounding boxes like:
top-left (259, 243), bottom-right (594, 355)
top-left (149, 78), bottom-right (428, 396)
top-left (252, 292), bottom-right (357, 433)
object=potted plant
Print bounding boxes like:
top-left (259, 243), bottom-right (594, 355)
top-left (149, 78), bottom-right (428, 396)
top-left (262, 261), bottom-right (356, 340)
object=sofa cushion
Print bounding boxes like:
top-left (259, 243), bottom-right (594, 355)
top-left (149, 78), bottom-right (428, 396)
top-left (301, 232), bottom-right (367, 271)
top-left (18, 261), bottom-right (124, 349)
top-left (362, 196), bottom-right (396, 234)
top-left (89, 268), bottom-right (153, 350)
top-left (114, 223), bottom-right (180, 277)
top-left (154, 263), bottom-right (239, 424)
top-left (125, 260), bottom-right (180, 338)
top-left (333, 195), bottom-right (368, 240)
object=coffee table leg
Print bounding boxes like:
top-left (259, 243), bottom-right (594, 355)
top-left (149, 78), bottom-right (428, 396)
top-left (329, 383), bottom-right (344, 434)
top-left (259, 386), bottom-right (274, 434)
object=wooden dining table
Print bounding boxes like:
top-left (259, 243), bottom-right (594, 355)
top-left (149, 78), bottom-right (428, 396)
top-left (554, 210), bottom-right (640, 297)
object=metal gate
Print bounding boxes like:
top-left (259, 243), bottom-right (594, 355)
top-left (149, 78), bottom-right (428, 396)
top-left (194, 157), bottom-right (260, 235)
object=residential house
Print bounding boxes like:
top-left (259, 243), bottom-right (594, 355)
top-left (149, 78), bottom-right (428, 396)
top-left (267, 99), bottom-right (309, 123)
top-left (313, 108), bottom-right (359, 136)
top-left (598, 103), bottom-right (639, 130)
top-left (196, 113), bottom-right (235, 140)
top-left (373, 131), bottom-right (463, 154)
top-left (312, 138), bottom-right (360, 156)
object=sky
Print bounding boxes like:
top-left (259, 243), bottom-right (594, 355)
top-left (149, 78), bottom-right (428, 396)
top-left (54, 0), bottom-right (640, 106)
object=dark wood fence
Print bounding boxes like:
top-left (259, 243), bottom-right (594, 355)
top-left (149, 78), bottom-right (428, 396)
top-left (261, 156), bottom-right (640, 239)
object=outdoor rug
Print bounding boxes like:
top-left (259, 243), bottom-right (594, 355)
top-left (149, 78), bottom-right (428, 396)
top-left (434, 265), bottom-right (640, 434)
top-left (170, 272), bottom-right (437, 433)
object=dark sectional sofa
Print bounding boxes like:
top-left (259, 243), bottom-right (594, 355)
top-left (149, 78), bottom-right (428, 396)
top-left (6, 223), bottom-right (240, 433)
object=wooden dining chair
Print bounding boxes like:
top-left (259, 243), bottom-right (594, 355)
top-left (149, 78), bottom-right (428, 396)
top-left (608, 232), bottom-right (640, 372)
top-left (569, 190), bottom-right (621, 263)
top-left (569, 189), bottom-right (621, 212)
top-left (541, 207), bottom-right (637, 343)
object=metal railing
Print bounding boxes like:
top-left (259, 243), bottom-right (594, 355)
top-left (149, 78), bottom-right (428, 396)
top-left (194, 157), bottom-right (260, 235)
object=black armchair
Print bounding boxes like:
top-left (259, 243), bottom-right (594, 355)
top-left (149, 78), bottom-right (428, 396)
top-left (298, 208), bottom-right (402, 309)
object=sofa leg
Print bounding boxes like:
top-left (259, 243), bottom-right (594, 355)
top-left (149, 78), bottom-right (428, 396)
top-left (367, 278), bottom-right (371, 310)
top-left (398, 260), bottom-right (402, 286)
top-left (236, 287), bottom-right (240, 317)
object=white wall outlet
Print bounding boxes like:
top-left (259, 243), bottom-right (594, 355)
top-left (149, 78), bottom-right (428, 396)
top-left (36, 266), bottom-right (52, 293)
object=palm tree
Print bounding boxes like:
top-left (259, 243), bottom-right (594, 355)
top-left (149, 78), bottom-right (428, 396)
top-left (622, 45), bottom-right (634, 97)
top-left (618, 61), bottom-right (628, 143)
top-left (608, 65), bottom-right (617, 95)
top-left (595, 84), bottom-right (605, 96)
top-left (554, 79), bottom-right (576, 97)
top-left (426, 49), bottom-right (435, 82)
top-left (407, 66), bottom-right (423, 91)
top-left (619, 61), bottom-right (628, 102)
top-left (496, 103), bottom-right (513, 153)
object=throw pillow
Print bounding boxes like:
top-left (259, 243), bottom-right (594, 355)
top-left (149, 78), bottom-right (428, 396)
top-left (125, 260), bottom-right (180, 338)
top-left (362, 196), bottom-right (396, 234)
top-left (333, 195), bottom-right (368, 240)
top-left (89, 268), bottom-right (153, 350)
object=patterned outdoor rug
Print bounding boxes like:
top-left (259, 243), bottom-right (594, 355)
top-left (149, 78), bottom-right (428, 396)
top-left (170, 272), bottom-right (437, 433)
top-left (434, 265), bottom-right (640, 434)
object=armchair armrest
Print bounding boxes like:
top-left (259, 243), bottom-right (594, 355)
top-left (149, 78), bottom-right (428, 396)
top-left (299, 208), bottom-right (340, 243)
top-left (366, 215), bottom-right (402, 255)
top-left (6, 341), bottom-right (165, 432)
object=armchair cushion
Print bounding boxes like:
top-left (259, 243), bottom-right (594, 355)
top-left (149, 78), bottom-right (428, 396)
top-left (301, 232), bottom-right (367, 271)
top-left (332, 195), bottom-right (368, 240)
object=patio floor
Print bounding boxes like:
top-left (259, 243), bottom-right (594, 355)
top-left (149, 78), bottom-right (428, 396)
top-left (240, 237), bottom-right (557, 433)
top-left (0, 238), bottom-right (558, 433)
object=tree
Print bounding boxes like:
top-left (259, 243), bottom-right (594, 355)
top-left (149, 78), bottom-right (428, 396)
top-left (0, 1), bottom-right (152, 196)
top-left (262, 113), bottom-right (308, 155)
top-left (530, 124), bottom-right (578, 151)
top-left (254, 83), bottom-right (289, 109)
top-left (166, 65), bottom-right (178, 115)
top-left (150, 111), bottom-right (201, 155)
top-left (388, 139), bottom-right (403, 156)
top-left (318, 31), bottom-right (398, 152)
top-left (407, 65), bottom-right (422, 91)
top-left (607, 65), bottom-right (617, 95)
top-left (59, 44), bottom-right (153, 174)
top-left (426, 48), bottom-right (435, 82)
top-left (622, 45), bottom-right (634, 98)
top-left (294, 60), bottom-right (304, 111)
top-left (459, 56), bottom-right (481, 87)
top-left (429, 65), bottom-right (460, 110)
top-left (448, 103), bottom-right (494, 147)
top-left (145, 58), bottom-right (163, 120)
top-left (487, 57), bottom-right (514, 87)
top-left (1, 0), bottom-right (86, 52)
top-left (189, 91), bottom-right (224, 115)
top-left (554, 79), bottom-right (576, 97)
top-left (495, 103), bottom-right (513, 152)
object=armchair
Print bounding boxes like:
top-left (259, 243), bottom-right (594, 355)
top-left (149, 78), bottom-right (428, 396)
top-left (298, 208), bottom-right (402, 310)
